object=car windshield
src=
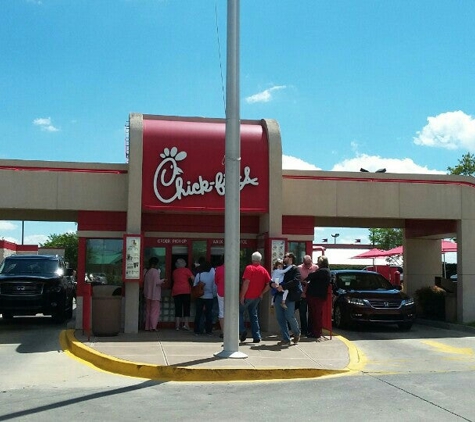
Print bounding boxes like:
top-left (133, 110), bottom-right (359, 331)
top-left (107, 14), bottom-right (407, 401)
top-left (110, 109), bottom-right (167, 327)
top-left (0, 258), bottom-right (59, 275)
top-left (336, 272), bottom-right (394, 291)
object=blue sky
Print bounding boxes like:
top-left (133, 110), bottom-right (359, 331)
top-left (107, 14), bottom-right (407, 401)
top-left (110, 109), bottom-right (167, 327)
top-left (1, 0), bottom-right (473, 246)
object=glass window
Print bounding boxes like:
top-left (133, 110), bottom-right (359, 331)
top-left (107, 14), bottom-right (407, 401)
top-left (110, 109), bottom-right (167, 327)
top-left (192, 240), bottom-right (207, 269)
top-left (143, 247), bottom-right (167, 279)
top-left (240, 248), bottom-right (253, 277)
top-left (210, 246), bottom-right (224, 268)
top-left (287, 241), bottom-right (307, 264)
top-left (85, 239), bottom-right (123, 286)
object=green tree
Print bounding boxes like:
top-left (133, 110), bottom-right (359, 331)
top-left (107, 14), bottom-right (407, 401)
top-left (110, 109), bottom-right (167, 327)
top-left (40, 232), bottom-right (78, 269)
top-left (368, 228), bottom-right (403, 250)
top-left (447, 152), bottom-right (475, 176)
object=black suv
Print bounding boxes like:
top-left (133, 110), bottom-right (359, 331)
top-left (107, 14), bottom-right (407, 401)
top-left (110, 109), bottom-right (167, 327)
top-left (0, 254), bottom-right (75, 322)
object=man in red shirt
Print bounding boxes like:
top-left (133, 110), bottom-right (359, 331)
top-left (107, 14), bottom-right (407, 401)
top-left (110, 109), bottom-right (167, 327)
top-left (239, 251), bottom-right (271, 343)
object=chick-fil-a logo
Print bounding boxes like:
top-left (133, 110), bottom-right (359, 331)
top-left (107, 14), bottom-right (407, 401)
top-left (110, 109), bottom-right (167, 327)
top-left (153, 147), bottom-right (259, 204)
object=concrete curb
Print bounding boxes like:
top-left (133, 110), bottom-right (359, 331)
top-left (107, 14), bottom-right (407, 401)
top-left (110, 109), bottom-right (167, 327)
top-left (60, 330), bottom-right (357, 382)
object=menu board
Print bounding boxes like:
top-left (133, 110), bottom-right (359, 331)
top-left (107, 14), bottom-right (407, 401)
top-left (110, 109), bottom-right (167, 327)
top-left (124, 235), bottom-right (142, 281)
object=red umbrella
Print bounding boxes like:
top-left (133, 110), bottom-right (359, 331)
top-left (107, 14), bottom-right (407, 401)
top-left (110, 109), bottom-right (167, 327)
top-left (378, 246), bottom-right (403, 257)
top-left (441, 240), bottom-right (457, 253)
top-left (351, 248), bottom-right (387, 259)
top-left (441, 240), bottom-right (456, 278)
top-left (378, 241), bottom-right (456, 257)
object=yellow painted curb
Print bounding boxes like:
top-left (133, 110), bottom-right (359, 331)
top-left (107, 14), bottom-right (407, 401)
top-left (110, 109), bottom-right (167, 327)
top-left (60, 329), bottom-right (350, 382)
top-left (337, 334), bottom-right (368, 372)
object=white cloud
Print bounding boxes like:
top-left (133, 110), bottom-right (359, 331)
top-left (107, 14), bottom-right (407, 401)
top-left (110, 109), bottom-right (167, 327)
top-left (33, 117), bottom-right (60, 132)
top-left (414, 111), bottom-right (475, 150)
top-left (282, 155), bottom-right (320, 170)
top-left (0, 221), bottom-right (17, 231)
top-left (282, 152), bottom-right (443, 174)
top-left (24, 234), bottom-right (48, 245)
top-left (245, 85), bottom-right (286, 104)
top-left (331, 154), bottom-right (445, 174)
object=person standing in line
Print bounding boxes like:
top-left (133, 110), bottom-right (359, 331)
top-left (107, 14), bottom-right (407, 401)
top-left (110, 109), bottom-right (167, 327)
top-left (214, 256), bottom-right (225, 338)
top-left (193, 256), bottom-right (206, 275)
top-left (171, 258), bottom-right (194, 331)
top-left (239, 251), bottom-right (271, 344)
top-left (143, 257), bottom-right (165, 332)
top-left (298, 255), bottom-right (319, 337)
top-left (305, 255), bottom-right (331, 341)
top-left (271, 252), bottom-right (302, 346)
top-left (193, 260), bottom-right (216, 335)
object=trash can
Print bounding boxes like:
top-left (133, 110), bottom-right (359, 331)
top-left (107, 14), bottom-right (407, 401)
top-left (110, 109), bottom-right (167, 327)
top-left (92, 285), bottom-right (122, 336)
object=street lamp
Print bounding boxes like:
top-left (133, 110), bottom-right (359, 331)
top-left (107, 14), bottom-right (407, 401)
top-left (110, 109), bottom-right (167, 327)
top-left (331, 233), bottom-right (340, 244)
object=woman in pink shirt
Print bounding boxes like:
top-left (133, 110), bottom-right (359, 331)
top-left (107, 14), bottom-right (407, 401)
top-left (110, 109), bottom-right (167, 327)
top-left (172, 258), bottom-right (194, 331)
top-left (143, 257), bottom-right (165, 331)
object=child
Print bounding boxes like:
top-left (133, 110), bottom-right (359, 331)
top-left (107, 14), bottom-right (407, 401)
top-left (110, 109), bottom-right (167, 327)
top-left (271, 259), bottom-right (292, 309)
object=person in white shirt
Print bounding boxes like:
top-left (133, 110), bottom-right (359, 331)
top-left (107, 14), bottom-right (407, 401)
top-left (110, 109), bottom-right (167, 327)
top-left (193, 261), bottom-right (217, 335)
top-left (270, 259), bottom-right (292, 309)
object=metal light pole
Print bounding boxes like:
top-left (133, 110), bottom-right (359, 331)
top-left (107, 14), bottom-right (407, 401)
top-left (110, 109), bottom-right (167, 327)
top-left (215, 0), bottom-right (246, 359)
top-left (331, 233), bottom-right (340, 244)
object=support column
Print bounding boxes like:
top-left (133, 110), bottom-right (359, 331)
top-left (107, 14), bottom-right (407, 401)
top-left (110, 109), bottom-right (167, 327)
top-left (124, 113), bottom-right (144, 334)
top-left (457, 219), bottom-right (475, 323)
top-left (260, 119), bottom-right (282, 334)
top-left (404, 238), bottom-right (441, 299)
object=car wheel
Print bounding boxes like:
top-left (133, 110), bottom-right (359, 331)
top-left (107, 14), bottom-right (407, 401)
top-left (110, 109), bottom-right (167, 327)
top-left (333, 304), bottom-right (346, 329)
top-left (398, 322), bottom-right (413, 331)
top-left (2, 312), bottom-right (14, 320)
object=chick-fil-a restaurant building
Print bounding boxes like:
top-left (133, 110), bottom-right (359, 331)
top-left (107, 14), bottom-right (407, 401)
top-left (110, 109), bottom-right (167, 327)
top-left (74, 113), bottom-right (315, 334)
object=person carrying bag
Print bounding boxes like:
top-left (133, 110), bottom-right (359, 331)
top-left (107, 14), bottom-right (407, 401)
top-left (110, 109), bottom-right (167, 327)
top-left (191, 274), bottom-right (205, 299)
top-left (192, 262), bottom-right (216, 335)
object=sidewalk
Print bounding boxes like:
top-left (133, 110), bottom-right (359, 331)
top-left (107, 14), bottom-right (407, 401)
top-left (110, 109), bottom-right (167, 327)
top-left (61, 328), bottom-right (359, 382)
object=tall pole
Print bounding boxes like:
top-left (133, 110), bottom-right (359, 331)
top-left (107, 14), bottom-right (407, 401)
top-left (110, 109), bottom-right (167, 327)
top-left (215, 0), bottom-right (246, 359)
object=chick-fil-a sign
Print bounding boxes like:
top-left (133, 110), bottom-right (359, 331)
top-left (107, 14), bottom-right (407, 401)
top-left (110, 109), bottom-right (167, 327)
top-left (142, 117), bottom-right (269, 213)
top-left (153, 147), bottom-right (259, 204)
